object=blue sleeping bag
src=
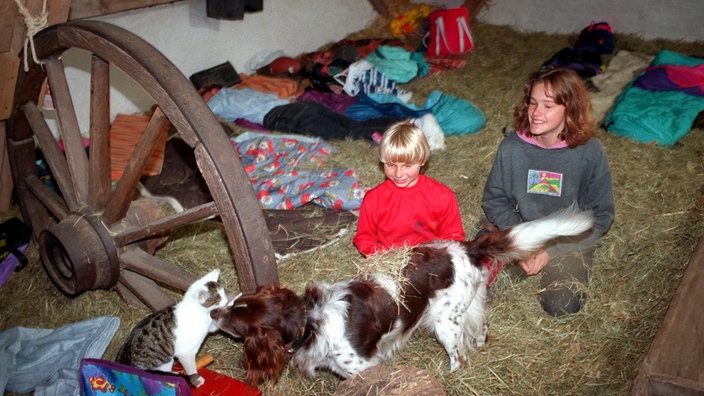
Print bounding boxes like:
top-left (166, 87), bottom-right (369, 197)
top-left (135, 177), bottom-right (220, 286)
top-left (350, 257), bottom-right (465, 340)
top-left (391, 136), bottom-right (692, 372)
top-left (345, 91), bottom-right (485, 136)
top-left (604, 50), bottom-right (704, 146)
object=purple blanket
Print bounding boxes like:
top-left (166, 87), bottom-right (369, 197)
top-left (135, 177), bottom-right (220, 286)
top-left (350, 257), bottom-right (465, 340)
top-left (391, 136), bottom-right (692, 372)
top-left (633, 64), bottom-right (704, 96)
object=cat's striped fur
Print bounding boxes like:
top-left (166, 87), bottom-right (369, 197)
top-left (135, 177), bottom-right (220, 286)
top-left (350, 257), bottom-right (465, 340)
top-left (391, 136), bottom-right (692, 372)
top-left (116, 269), bottom-right (227, 387)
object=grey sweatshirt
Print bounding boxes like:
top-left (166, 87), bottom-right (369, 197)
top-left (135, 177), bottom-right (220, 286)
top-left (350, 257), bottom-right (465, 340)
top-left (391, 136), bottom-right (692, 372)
top-left (482, 131), bottom-right (615, 257)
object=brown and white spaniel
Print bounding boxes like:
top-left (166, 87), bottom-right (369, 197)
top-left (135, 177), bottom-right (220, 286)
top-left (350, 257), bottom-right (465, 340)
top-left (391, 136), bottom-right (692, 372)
top-left (211, 205), bottom-right (593, 386)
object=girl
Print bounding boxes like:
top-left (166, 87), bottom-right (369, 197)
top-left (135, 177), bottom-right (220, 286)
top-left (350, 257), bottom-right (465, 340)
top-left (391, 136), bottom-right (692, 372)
top-left (481, 68), bottom-right (615, 317)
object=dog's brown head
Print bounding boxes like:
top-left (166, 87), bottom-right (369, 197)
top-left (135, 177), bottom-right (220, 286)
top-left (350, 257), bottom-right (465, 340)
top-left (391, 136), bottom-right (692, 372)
top-left (210, 285), bottom-right (305, 386)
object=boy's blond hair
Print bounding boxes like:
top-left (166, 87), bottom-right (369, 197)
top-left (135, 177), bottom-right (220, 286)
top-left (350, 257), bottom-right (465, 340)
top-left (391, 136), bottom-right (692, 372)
top-left (379, 121), bottom-right (430, 165)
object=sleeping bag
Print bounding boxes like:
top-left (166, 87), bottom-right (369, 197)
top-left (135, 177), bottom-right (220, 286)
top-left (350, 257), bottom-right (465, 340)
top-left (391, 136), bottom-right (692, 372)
top-left (604, 50), bottom-right (704, 146)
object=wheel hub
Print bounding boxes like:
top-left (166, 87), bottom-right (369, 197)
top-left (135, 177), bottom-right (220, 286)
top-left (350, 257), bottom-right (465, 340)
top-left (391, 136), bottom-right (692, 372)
top-left (37, 199), bottom-right (169, 296)
top-left (39, 213), bottom-right (119, 296)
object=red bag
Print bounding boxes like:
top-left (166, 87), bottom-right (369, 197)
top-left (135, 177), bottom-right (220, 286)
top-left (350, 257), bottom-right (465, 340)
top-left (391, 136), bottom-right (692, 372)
top-left (426, 5), bottom-right (474, 56)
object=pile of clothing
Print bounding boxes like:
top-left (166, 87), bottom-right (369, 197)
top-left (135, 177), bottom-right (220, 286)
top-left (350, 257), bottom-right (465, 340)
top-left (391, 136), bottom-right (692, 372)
top-left (201, 36), bottom-right (486, 211)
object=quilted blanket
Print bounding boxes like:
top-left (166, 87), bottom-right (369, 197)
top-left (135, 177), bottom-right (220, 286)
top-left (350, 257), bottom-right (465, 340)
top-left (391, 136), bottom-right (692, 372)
top-left (231, 132), bottom-right (366, 210)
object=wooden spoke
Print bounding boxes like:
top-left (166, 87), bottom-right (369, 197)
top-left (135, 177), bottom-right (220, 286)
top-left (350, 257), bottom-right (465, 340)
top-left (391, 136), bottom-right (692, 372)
top-left (102, 107), bottom-right (169, 225)
top-left (118, 269), bottom-right (174, 312)
top-left (25, 174), bottom-right (69, 219)
top-left (113, 201), bottom-right (219, 247)
top-left (88, 55), bottom-right (112, 210)
top-left (120, 247), bottom-right (197, 292)
top-left (44, 56), bottom-right (89, 204)
top-left (21, 102), bottom-right (78, 210)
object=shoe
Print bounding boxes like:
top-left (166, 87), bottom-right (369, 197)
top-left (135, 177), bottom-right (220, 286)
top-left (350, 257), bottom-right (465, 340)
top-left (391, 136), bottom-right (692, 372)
top-left (414, 113), bottom-right (445, 150)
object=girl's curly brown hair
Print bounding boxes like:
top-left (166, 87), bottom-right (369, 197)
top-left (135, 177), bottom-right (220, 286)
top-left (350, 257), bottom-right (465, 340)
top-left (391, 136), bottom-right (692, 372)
top-left (513, 68), bottom-right (595, 148)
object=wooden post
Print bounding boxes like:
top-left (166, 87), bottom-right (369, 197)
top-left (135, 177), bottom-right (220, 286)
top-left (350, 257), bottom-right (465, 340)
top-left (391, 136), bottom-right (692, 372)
top-left (367, 0), bottom-right (485, 18)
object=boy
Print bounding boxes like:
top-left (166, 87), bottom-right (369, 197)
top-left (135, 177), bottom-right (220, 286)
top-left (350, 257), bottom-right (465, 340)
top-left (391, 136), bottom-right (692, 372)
top-left (353, 121), bottom-right (464, 257)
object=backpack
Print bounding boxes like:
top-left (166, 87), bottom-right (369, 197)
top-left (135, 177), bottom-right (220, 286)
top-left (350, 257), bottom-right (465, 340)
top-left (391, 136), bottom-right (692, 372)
top-left (575, 21), bottom-right (614, 54)
top-left (541, 21), bottom-right (614, 77)
top-left (540, 47), bottom-right (605, 78)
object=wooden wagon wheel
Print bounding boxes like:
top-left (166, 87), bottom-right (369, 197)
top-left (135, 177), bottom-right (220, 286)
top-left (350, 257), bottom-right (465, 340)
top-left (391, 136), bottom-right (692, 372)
top-left (6, 20), bottom-right (279, 311)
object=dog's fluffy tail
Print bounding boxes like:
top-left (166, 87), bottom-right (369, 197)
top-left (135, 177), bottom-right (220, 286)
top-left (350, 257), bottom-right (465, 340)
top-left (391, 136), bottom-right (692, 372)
top-left (507, 204), bottom-right (594, 252)
top-left (471, 203), bottom-right (594, 264)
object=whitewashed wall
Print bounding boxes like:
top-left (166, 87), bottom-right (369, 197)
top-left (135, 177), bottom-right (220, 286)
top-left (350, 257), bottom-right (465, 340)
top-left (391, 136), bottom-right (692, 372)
top-left (57, 0), bottom-right (702, 136)
top-left (58, 0), bottom-right (377, 136)
top-left (476, 0), bottom-right (704, 42)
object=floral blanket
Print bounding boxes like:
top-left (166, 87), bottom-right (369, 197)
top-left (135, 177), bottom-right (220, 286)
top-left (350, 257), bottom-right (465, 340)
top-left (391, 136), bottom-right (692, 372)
top-left (230, 132), bottom-right (366, 210)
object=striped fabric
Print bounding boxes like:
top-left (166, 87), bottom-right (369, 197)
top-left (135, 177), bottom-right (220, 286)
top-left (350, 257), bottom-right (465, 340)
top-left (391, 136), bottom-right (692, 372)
top-left (109, 113), bottom-right (168, 181)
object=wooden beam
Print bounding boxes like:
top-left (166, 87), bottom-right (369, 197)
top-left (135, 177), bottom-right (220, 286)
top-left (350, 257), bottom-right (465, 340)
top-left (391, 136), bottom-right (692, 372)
top-left (0, 122), bottom-right (13, 213)
top-left (0, 53), bottom-right (19, 121)
top-left (632, 235), bottom-right (704, 395)
top-left (68, 0), bottom-right (186, 20)
top-left (0, 0), bottom-right (71, 211)
top-left (367, 0), bottom-right (407, 17)
top-left (465, 0), bottom-right (486, 20)
top-left (367, 0), bottom-right (486, 19)
top-left (1, 0), bottom-right (71, 55)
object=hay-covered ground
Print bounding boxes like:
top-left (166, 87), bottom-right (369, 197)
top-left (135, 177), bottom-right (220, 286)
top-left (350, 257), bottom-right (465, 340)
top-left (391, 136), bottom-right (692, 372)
top-left (2, 17), bottom-right (704, 396)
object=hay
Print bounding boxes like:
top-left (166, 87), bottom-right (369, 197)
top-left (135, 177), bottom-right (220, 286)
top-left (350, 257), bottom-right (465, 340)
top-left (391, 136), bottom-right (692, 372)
top-left (352, 247), bottom-right (414, 309)
top-left (353, 246), bottom-right (412, 278)
top-left (2, 16), bottom-right (704, 396)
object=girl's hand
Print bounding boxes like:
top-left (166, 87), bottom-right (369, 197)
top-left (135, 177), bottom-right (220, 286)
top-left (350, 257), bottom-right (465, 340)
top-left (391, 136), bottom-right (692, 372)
top-left (519, 250), bottom-right (550, 275)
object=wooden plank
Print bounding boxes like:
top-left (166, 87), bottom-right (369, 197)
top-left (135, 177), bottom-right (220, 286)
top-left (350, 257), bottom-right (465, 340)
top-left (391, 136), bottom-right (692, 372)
top-left (1, 0), bottom-right (71, 55)
top-left (632, 234), bottom-right (704, 395)
top-left (118, 269), bottom-right (174, 312)
top-left (367, 0), bottom-right (407, 17)
top-left (0, 122), bottom-right (12, 213)
top-left (0, 0), bottom-right (30, 55)
top-left (465, 0), bottom-right (486, 20)
top-left (0, 1), bottom-right (20, 54)
top-left (68, 0), bottom-right (187, 20)
top-left (1, 0), bottom-right (71, 202)
top-left (1, 1), bottom-right (47, 121)
top-left (0, 53), bottom-right (19, 121)
top-left (371, 0), bottom-right (486, 19)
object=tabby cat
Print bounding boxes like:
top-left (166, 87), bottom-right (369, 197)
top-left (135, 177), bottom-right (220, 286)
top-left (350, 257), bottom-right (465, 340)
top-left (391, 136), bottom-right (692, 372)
top-left (116, 269), bottom-right (228, 387)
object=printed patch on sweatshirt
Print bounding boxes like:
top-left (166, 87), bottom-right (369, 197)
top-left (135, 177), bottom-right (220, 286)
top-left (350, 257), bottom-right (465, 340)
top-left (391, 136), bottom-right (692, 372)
top-left (527, 169), bottom-right (562, 197)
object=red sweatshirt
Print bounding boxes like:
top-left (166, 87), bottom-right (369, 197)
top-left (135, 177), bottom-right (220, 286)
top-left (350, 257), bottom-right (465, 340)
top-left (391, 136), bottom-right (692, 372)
top-left (353, 174), bottom-right (465, 257)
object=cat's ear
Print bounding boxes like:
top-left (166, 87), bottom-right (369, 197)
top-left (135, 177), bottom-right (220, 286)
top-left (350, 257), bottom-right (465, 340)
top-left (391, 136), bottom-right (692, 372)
top-left (203, 269), bottom-right (220, 282)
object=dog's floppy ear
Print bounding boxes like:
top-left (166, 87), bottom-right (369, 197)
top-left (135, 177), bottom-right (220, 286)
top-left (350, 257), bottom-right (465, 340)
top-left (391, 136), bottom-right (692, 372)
top-left (210, 304), bottom-right (250, 338)
top-left (243, 328), bottom-right (289, 386)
